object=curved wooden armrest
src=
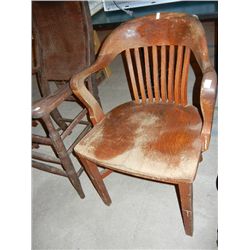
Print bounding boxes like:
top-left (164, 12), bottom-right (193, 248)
top-left (70, 55), bottom-right (113, 125)
top-left (200, 70), bottom-right (217, 151)
top-left (32, 84), bottom-right (72, 119)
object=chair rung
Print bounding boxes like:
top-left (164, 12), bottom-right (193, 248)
top-left (32, 134), bottom-right (52, 145)
top-left (63, 119), bottom-right (89, 125)
top-left (32, 160), bottom-right (67, 177)
top-left (61, 109), bottom-right (88, 140)
top-left (77, 167), bottom-right (84, 177)
top-left (67, 123), bottom-right (92, 154)
top-left (100, 169), bottom-right (113, 179)
top-left (32, 151), bottom-right (61, 164)
top-left (32, 143), bottom-right (40, 149)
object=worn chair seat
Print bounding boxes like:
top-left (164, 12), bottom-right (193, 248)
top-left (75, 101), bottom-right (202, 182)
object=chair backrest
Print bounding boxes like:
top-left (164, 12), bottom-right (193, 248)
top-left (32, 1), bottom-right (94, 81)
top-left (96, 13), bottom-right (213, 105)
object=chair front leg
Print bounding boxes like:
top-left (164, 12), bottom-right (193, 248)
top-left (42, 115), bottom-right (85, 198)
top-left (78, 156), bottom-right (111, 206)
top-left (177, 182), bottom-right (193, 236)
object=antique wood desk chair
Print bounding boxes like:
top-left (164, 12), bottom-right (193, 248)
top-left (32, 1), bottom-right (99, 198)
top-left (70, 13), bottom-right (217, 235)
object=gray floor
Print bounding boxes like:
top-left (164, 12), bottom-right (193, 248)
top-left (32, 23), bottom-right (217, 249)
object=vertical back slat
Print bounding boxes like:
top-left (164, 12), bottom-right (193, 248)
top-left (168, 45), bottom-right (175, 102)
top-left (174, 45), bottom-right (184, 104)
top-left (152, 45), bottom-right (160, 102)
top-left (125, 49), bottom-right (140, 104)
top-left (160, 45), bottom-right (167, 102)
top-left (143, 47), bottom-right (153, 103)
top-left (134, 48), bottom-right (146, 103)
top-left (180, 47), bottom-right (191, 105)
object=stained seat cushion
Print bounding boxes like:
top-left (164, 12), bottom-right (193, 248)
top-left (75, 102), bottom-right (202, 182)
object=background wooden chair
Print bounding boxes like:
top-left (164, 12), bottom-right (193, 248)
top-left (32, 84), bottom-right (91, 198)
top-left (32, 1), bottom-right (100, 130)
top-left (32, 1), bottom-right (99, 198)
top-left (70, 13), bottom-right (217, 235)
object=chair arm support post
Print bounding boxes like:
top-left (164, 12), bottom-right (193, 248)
top-left (70, 56), bottom-right (112, 125)
top-left (200, 70), bottom-right (217, 151)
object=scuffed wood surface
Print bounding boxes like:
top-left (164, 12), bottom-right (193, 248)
top-left (75, 102), bottom-right (202, 182)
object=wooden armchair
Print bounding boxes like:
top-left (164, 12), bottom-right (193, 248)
top-left (70, 13), bottom-right (217, 235)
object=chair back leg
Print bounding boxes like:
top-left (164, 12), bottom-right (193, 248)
top-left (42, 115), bottom-right (85, 198)
top-left (177, 182), bottom-right (193, 236)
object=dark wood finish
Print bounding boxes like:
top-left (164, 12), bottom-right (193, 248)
top-left (32, 84), bottom-right (72, 119)
top-left (32, 1), bottom-right (95, 80)
top-left (61, 110), bottom-right (87, 140)
top-left (41, 115), bottom-right (85, 198)
top-left (70, 13), bottom-right (217, 235)
top-left (32, 2), bottom-right (104, 198)
top-left (32, 134), bottom-right (52, 146)
top-left (32, 151), bottom-right (61, 164)
top-left (32, 160), bottom-right (67, 177)
top-left (32, 83), bottom-right (92, 198)
top-left (32, 1), bottom-right (100, 128)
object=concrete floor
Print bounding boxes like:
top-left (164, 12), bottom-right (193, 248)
top-left (32, 22), bottom-right (217, 249)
